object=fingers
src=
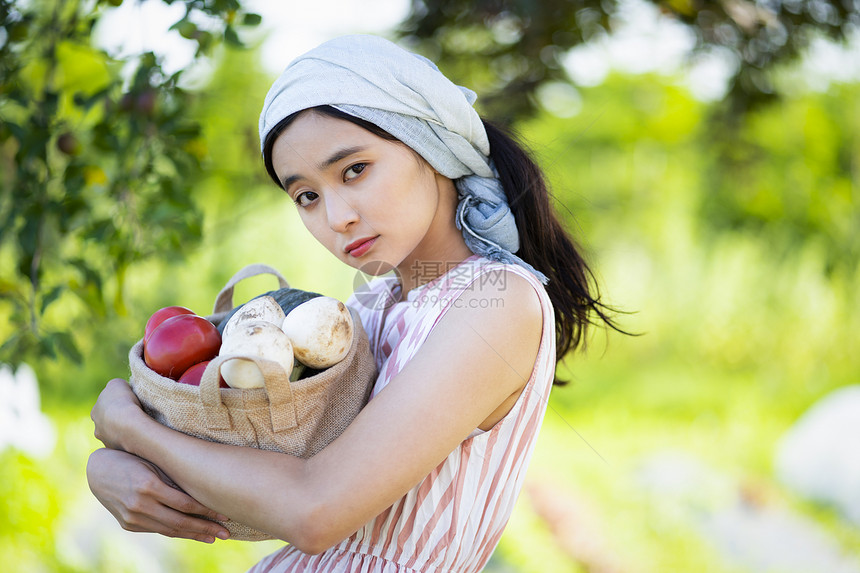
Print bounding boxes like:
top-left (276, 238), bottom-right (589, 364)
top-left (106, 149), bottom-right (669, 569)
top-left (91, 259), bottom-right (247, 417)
top-left (124, 515), bottom-right (224, 544)
top-left (144, 473), bottom-right (230, 524)
top-left (88, 448), bottom-right (230, 543)
top-left (119, 494), bottom-right (230, 543)
top-left (130, 460), bottom-right (231, 542)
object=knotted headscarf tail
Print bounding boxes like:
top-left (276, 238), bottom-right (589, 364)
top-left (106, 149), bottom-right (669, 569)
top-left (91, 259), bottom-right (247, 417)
top-left (259, 34), bottom-right (549, 285)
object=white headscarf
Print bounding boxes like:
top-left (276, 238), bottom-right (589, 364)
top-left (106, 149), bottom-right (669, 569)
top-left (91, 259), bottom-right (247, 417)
top-left (259, 34), bottom-right (548, 284)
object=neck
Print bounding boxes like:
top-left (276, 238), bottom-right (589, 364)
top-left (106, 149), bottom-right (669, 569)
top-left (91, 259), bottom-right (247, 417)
top-left (397, 243), bottom-right (474, 294)
top-left (398, 176), bottom-right (474, 293)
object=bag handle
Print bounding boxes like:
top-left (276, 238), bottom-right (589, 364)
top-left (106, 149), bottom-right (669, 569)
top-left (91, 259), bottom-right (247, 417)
top-left (212, 264), bottom-right (290, 315)
top-left (199, 355), bottom-right (298, 433)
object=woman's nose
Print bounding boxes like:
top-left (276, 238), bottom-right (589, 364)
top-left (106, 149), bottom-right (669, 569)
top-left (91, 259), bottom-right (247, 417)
top-left (324, 192), bottom-right (360, 232)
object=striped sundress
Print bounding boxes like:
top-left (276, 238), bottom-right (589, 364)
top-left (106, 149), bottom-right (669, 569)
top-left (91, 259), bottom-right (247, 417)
top-left (248, 254), bottom-right (557, 572)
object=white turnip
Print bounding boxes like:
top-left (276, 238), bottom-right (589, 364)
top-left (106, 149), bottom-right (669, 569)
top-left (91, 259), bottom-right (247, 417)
top-left (221, 295), bottom-right (286, 340)
top-left (281, 297), bottom-right (353, 369)
top-left (220, 320), bottom-right (294, 389)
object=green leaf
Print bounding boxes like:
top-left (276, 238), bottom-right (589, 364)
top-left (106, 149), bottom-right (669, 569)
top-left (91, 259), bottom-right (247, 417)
top-left (173, 20), bottom-right (198, 40)
top-left (4, 121), bottom-right (27, 143)
top-left (38, 335), bottom-right (57, 360)
top-left (40, 285), bottom-right (64, 315)
top-left (17, 215), bottom-right (39, 268)
top-left (55, 41), bottom-right (112, 95)
top-left (195, 30), bottom-right (214, 55)
top-left (0, 206), bottom-right (17, 245)
top-left (51, 331), bottom-right (82, 363)
top-left (0, 333), bottom-right (24, 366)
top-left (223, 25), bottom-right (242, 47)
top-left (84, 218), bottom-right (114, 242)
top-left (242, 13), bottom-right (262, 26)
top-left (72, 88), bottom-right (111, 110)
top-left (18, 57), bottom-right (49, 96)
top-left (92, 122), bottom-right (119, 151)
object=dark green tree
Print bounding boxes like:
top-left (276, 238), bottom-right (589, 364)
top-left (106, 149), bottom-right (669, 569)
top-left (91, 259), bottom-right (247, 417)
top-left (398, 0), bottom-right (860, 121)
top-left (400, 0), bottom-right (859, 272)
top-left (0, 0), bottom-right (260, 366)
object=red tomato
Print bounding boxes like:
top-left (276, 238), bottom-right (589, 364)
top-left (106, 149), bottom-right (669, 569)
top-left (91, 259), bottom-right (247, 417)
top-left (144, 314), bottom-right (221, 380)
top-left (144, 306), bottom-right (195, 344)
top-left (177, 360), bottom-right (229, 388)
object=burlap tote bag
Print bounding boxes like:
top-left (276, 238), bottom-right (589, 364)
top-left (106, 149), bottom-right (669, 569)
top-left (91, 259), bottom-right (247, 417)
top-left (128, 264), bottom-right (377, 541)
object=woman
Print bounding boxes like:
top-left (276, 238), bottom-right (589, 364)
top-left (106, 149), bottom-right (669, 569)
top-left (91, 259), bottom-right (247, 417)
top-left (88, 34), bottom-right (618, 572)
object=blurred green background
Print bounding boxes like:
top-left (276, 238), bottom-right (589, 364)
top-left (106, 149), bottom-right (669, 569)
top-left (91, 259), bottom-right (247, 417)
top-left (2, 0), bottom-right (859, 571)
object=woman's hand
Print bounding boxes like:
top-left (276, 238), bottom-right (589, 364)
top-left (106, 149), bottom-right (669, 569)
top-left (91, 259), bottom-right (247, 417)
top-left (89, 380), bottom-right (231, 542)
top-left (86, 448), bottom-right (231, 543)
top-left (91, 378), bottom-right (147, 451)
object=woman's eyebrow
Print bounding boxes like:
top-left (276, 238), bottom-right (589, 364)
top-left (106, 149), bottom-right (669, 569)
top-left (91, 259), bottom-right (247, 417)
top-left (280, 145), bottom-right (369, 191)
top-left (318, 145), bottom-right (368, 171)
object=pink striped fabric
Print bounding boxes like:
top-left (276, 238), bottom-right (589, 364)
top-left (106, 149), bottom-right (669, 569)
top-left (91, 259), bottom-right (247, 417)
top-left (248, 255), bottom-right (556, 573)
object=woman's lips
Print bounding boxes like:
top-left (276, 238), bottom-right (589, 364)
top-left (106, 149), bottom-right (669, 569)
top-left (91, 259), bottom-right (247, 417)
top-left (345, 236), bottom-right (378, 257)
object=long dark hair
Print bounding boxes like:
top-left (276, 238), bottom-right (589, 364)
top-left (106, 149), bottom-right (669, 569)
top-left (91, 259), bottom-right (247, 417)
top-left (482, 119), bottom-right (629, 383)
top-left (263, 106), bottom-right (628, 385)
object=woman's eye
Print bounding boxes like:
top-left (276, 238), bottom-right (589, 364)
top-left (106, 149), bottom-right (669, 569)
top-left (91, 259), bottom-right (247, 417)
top-left (344, 163), bottom-right (367, 181)
top-left (294, 190), bottom-right (318, 207)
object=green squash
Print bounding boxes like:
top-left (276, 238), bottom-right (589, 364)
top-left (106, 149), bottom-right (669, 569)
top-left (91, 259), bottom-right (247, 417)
top-left (216, 287), bottom-right (322, 336)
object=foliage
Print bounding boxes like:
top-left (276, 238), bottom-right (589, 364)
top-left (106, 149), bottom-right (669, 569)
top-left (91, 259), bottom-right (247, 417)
top-left (701, 83), bottom-right (860, 271)
top-left (27, 47), bottom-right (331, 406)
top-left (398, 0), bottom-right (860, 121)
top-left (0, 0), bottom-right (260, 367)
top-left (519, 70), bottom-right (859, 275)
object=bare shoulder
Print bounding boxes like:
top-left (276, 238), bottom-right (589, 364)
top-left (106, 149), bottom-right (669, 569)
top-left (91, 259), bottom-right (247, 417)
top-left (461, 266), bottom-right (543, 320)
top-left (431, 267), bottom-right (544, 393)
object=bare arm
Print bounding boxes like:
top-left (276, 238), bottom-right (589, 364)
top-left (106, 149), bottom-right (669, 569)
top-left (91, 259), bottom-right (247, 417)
top-left (92, 271), bottom-right (543, 553)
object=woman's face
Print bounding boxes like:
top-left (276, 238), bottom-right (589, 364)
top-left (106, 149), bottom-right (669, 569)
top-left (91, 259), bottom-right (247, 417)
top-left (270, 111), bottom-right (462, 279)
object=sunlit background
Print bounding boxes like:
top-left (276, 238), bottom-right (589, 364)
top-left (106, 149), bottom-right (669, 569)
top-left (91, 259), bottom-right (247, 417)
top-left (2, 0), bottom-right (860, 570)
